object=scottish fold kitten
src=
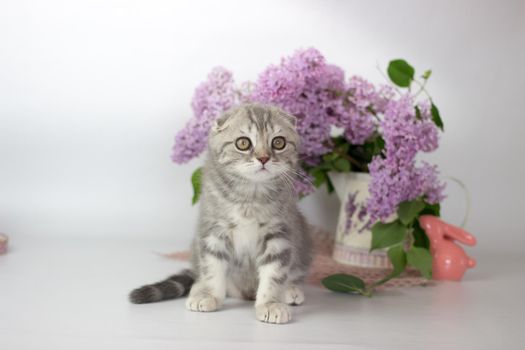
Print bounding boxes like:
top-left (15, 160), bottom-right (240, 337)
top-left (130, 104), bottom-right (312, 324)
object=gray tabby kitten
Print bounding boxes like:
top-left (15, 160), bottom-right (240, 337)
top-left (130, 104), bottom-right (312, 324)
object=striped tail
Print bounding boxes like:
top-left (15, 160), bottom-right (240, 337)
top-left (129, 269), bottom-right (195, 304)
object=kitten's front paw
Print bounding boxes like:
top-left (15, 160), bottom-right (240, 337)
top-left (255, 303), bottom-right (291, 324)
top-left (186, 294), bottom-right (220, 312)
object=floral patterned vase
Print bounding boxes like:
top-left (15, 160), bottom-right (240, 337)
top-left (328, 172), bottom-right (391, 268)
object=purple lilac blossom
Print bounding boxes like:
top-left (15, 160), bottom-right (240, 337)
top-left (366, 96), bottom-right (445, 221)
top-left (171, 67), bottom-right (237, 164)
top-left (329, 78), bottom-right (393, 146)
top-left (414, 162), bottom-right (446, 204)
top-left (251, 48), bottom-right (345, 164)
top-left (381, 96), bottom-right (439, 165)
top-left (367, 156), bottom-right (419, 221)
top-left (340, 77), bottom-right (380, 145)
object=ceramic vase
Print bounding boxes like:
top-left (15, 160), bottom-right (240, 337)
top-left (329, 172), bottom-right (391, 268)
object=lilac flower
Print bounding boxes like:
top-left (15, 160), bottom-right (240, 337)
top-left (327, 78), bottom-right (394, 146)
top-left (374, 84), bottom-right (396, 113)
top-left (367, 156), bottom-right (408, 220)
top-left (414, 162), bottom-right (447, 204)
top-left (171, 67), bottom-right (237, 164)
top-left (366, 95), bottom-right (444, 221)
top-left (367, 154), bottom-right (445, 222)
top-left (251, 48), bottom-right (325, 104)
top-left (381, 96), bottom-right (439, 165)
top-left (415, 101), bottom-right (439, 153)
top-left (171, 118), bottom-right (212, 164)
top-left (191, 67), bottom-right (236, 120)
top-left (251, 48), bottom-right (345, 163)
top-left (339, 76), bottom-right (379, 144)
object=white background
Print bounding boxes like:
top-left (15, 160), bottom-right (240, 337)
top-left (1, 0), bottom-right (524, 253)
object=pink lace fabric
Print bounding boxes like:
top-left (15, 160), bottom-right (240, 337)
top-left (162, 229), bottom-right (430, 290)
top-left (307, 230), bottom-right (430, 290)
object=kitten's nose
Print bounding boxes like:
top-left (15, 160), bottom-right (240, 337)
top-left (257, 156), bottom-right (270, 165)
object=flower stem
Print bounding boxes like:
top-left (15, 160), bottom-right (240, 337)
top-left (412, 79), bottom-right (432, 101)
top-left (333, 147), bottom-right (368, 172)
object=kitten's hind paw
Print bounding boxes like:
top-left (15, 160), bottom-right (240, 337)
top-left (186, 294), bottom-right (220, 312)
top-left (255, 303), bottom-right (291, 324)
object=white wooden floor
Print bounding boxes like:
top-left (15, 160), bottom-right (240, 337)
top-left (0, 237), bottom-right (523, 349)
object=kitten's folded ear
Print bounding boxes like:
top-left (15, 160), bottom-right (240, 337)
top-left (283, 113), bottom-right (297, 128)
top-left (212, 109), bottom-right (236, 133)
top-left (273, 108), bottom-right (297, 128)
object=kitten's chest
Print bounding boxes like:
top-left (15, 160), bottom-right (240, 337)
top-left (227, 205), bottom-right (269, 257)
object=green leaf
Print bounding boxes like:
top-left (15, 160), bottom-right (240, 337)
top-left (317, 163), bottom-right (334, 171)
top-left (431, 103), bottom-right (444, 131)
top-left (415, 106), bottom-right (422, 120)
top-left (407, 247), bottom-right (433, 279)
top-left (370, 220), bottom-right (407, 251)
top-left (334, 158), bottom-right (351, 172)
top-left (321, 274), bottom-right (368, 295)
top-left (387, 59), bottom-right (415, 87)
top-left (412, 222), bottom-right (430, 249)
top-left (388, 245), bottom-right (407, 277)
top-left (323, 153), bottom-right (339, 162)
top-left (191, 167), bottom-right (203, 205)
top-left (366, 105), bottom-right (377, 115)
top-left (373, 136), bottom-right (385, 155)
top-left (333, 135), bottom-right (347, 146)
top-left (372, 245), bottom-right (407, 287)
top-left (421, 202), bottom-right (441, 217)
top-left (397, 199), bottom-right (425, 225)
top-left (311, 169), bottom-right (327, 187)
top-left (326, 175), bottom-right (335, 193)
top-left (422, 70), bottom-right (432, 80)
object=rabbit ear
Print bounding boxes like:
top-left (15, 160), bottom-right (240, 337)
top-left (419, 215), bottom-right (443, 240)
top-left (443, 222), bottom-right (477, 246)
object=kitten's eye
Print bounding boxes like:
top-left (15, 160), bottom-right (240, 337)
top-left (272, 136), bottom-right (286, 150)
top-left (235, 137), bottom-right (252, 151)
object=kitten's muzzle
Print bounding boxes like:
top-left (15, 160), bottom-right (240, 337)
top-left (257, 156), bottom-right (270, 165)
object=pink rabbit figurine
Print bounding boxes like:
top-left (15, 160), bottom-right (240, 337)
top-left (418, 215), bottom-right (476, 281)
